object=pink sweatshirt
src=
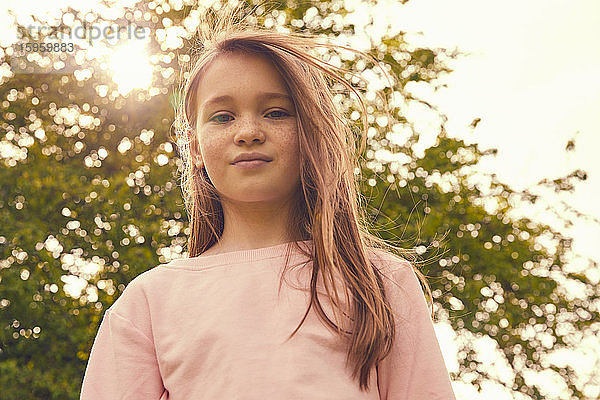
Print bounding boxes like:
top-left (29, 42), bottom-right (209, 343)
top-left (80, 240), bottom-right (455, 399)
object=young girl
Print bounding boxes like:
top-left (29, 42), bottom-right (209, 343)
top-left (80, 5), bottom-right (456, 399)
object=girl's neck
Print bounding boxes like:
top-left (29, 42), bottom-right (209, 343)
top-left (211, 195), bottom-right (298, 256)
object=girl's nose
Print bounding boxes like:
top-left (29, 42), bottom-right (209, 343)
top-left (234, 115), bottom-right (265, 144)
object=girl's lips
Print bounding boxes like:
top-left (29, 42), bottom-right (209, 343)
top-left (232, 160), bottom-right (271, 169)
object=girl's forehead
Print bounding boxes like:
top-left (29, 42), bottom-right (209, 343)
top-left (200, 52), bottom-right (286, 86)
top-left (195, 52), bottom-right (292, 101)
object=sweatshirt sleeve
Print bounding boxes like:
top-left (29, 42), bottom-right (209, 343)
top-left (376, 260), bottom-right (456, 400)
top-left (80, 281), bottom-right (167, 399)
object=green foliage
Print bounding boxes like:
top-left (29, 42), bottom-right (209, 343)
top-left (0, 1), bottom-right (598, 399)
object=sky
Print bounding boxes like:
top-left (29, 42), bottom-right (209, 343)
top-left (384, 0), bottom-right (600, 263)
top-left (2, 0), bottom-right (599, 398)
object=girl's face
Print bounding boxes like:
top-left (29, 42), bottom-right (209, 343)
top-left (192, 51), bottom-right (301, 204)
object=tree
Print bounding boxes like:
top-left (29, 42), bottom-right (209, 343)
top-left (0, 1), bottom-right (597, 398)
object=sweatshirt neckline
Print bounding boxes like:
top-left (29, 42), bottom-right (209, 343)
top-left (167, 239), bottom-right (313, 269)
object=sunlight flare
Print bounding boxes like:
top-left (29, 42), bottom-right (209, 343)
top-left (107, 42), bottom-right (153, 94)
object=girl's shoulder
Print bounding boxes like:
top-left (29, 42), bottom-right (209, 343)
top-left (366, 247), bottom-right (429, 320)
top-left (366, 246), bottom-right (413, 275)
top-left (108, 267), bottom-right (158, 307)
top-left (365, 246), bottom-right (423, 296)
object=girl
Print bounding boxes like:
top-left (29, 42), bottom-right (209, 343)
top-left (80, 4), bottom-right (456, 399)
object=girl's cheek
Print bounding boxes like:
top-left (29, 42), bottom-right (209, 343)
top-left (283, 130), bottom-right (300, 147)
top-left (198, 128), bottom-right (222, 147)
top-left (273, 122), bottom-right (297, 140)
top-left (200, 140), bottom-right (221, 161)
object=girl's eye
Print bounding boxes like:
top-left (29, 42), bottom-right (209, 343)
top-left (210, 114), bottom-right (233, 124)
top-left (266, 110), bottom-right (289, 118)
top-left (210, 110), bottom-right (290, 124)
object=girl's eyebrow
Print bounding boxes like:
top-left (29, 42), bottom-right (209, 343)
top-left (201, 92), bottom-right (292, 111)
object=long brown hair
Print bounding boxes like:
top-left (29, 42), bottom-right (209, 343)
top-left (173, 2), bottom-right (433, 391)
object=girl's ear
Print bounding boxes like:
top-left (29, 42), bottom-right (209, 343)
top-left (190, 136), bottom-right (204, 170)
